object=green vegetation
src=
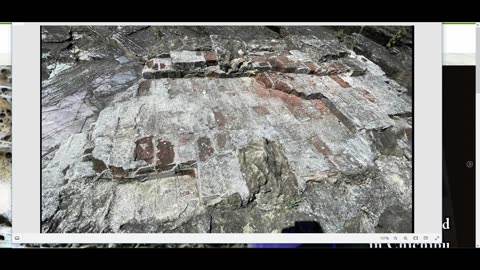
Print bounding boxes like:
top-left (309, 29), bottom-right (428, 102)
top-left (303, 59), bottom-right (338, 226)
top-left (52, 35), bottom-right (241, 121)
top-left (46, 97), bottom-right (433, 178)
top-left (154, 28), bottom-right (164, 41)
top-left (335, 29), bottom-right (345, 40)
top-left (386, 27), bottom-right (408, 49)
top-left (285, 196), bottom-right (301, 209)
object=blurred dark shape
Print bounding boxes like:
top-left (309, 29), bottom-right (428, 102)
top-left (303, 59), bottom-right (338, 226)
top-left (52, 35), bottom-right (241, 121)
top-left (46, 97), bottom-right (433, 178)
top-left (281, 221), bottom-right (323, 233)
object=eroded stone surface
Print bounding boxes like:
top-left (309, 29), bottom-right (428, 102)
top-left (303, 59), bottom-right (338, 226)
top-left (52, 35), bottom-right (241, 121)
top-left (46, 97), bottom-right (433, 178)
top-left (41, 26), bottom-right (413, 233)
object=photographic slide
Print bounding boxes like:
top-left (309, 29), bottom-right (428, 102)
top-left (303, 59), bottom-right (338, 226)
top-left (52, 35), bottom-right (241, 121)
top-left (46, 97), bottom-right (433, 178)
top-left (41, 25), bottom-right (413, 234)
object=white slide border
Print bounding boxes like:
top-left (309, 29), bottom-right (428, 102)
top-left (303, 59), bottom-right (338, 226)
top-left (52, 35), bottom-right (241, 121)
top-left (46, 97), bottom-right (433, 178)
top-left (12, 22), bottom-right (442, 244)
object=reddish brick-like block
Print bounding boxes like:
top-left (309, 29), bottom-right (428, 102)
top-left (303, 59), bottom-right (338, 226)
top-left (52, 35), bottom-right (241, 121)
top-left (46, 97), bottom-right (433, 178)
top-left (305, 62), bottom-right (319, 74)
top-left (213, 111), bottom-right (226, 129)
top-left (273, 79), bottom-right (292, 93)
top-left (311, 136), bottom-right (333, 157)
top-left (357, 89), bottom-right (377, 103)
top-left (111, 166), bottom-right (129, 178)
top-left (288, 100), bottom-right (307, 119)
top-left (277, 55), bottom-right (296, 72)
top-left (204, 51), bottom-right (218, 66)
top-left (329, 74), bottom-right (351, 88)
top-left (268, 57), bottom-right (286, 72)
top-left (312, 100), bottom-right (332, 115)
top-left (92, 157), bottom-right (108, 173)
top-left (286, 94), bottom-right (304, 109)
top-left (270, 89), bottom-right (305, 118)
top-left (146, 59), bottom-right (154, 69)
top-left (134, 136), bottom-right (154, 164)
top-left (269, 88), bottom-right (289, 101)
top-left (156, 139), bottom-right (175, 168)
top-left (255, 73), bottom-right (273, 88)
top-left (197, 136), bottom-right (214, 162)
top-left (213, 110), bottom-right (226, 129)
top-left (251, 81), bottom-right (271, 98)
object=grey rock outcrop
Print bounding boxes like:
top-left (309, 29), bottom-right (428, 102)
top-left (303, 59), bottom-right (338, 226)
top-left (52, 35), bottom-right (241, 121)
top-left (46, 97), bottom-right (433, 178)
top-left (331, 26), bottom-right (413, 95)
top-left (41, 26), bottom-right (413, 233)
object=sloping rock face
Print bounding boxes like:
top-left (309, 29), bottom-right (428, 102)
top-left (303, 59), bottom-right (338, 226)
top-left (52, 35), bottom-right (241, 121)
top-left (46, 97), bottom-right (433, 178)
top-left (41, 26), bottom-right (412, 233)
top-left (0, 65), bottom-right (12, 246)
top-left (330, 26), bottom-right (413, 95)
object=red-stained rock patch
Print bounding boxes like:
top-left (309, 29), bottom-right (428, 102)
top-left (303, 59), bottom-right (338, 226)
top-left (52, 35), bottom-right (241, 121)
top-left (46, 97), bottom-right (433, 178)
top-left (268, 57), bottom-right (286, 72)
top-left (213, 110), bottom-right (226, 129)
top-left (310, 136), bottom-right (333, 157)
top-left (156, 139), bottom-right (175, 168)
top-left (251, 81), bottom-right (271, 98)
top-left (356, 89), bottom-right (377, 103)
top-left (305, 62), bottom-right (318, 74)
top-left (134, 136), bottom-right (154, 164)
top-left (111, 166), bottom-right (129, 178)
top-left (255, 73), bottom-right (273, 88)
top-left (273, 79), bottom-right (292, 93)
top-left (312, 100), bottom-right (332, 115)
top-left (146, 60), bottom-right (154, 69)
top-left (92, 157), bottom-right (108, 173)
top-left (270, 89), bottom-right (305, 117)
top-left (329, 74), bottom-right (351, 88)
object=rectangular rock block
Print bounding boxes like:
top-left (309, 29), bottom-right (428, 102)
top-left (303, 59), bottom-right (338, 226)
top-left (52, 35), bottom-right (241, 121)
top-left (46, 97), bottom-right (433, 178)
top-left (171, 50), bottom-right (206, 70)
top-left (142, 58), bottom-right (179, 79)
top-left (156, 138), bottom-right (175, 169)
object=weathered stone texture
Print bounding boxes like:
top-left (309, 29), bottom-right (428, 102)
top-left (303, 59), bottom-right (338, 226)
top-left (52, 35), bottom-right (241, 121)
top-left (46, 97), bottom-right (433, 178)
top-left (41, 26), bottom-right (413, 234)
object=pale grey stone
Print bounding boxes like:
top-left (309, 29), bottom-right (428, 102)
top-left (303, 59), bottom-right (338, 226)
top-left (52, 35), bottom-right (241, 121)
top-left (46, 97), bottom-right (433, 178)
top-left (171, 51), bottom-right (206, 70)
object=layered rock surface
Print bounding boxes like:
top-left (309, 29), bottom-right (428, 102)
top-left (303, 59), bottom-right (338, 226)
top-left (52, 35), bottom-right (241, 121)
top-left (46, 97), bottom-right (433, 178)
top-left (41, 26), bottom-right (412, 233)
